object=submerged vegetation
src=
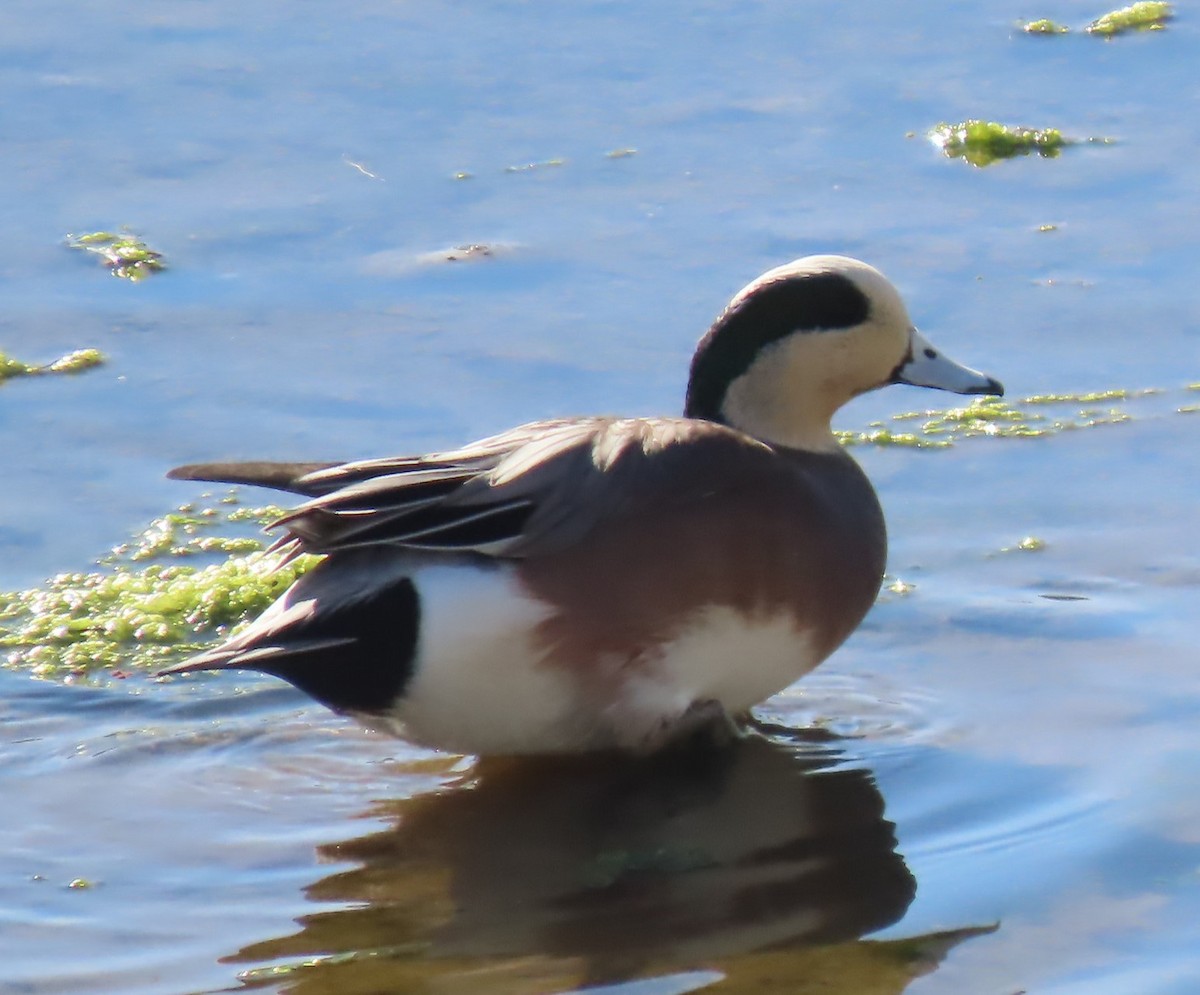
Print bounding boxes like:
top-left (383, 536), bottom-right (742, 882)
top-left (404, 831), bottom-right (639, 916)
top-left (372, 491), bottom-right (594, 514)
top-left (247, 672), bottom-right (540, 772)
top-left (1022, 18), bottom-right (1070, 34)
top-left (1021, 2), bottom-right (1172, 35)
top-left (0, 348), bottom-right (105, 384)
top-left (0, 498), bottom-right (316, 681)
top-left (1087, 1), bottom-right (1172, 35)
top-left (66, 230), bottom-right (166, 281)
top-left (960, 4), bottom-right (1164, 165)
top-left (929, 120), bottom-right (1074, 167)
top-left (837, 387), bottom-right (1166, 449)
top-left (1001, 536), bottom-right (1048, 553)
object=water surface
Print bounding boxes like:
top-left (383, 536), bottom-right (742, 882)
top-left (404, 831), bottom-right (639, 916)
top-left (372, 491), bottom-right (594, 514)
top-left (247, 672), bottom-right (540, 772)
top-left (2, 1), bottom-right (1199, 992)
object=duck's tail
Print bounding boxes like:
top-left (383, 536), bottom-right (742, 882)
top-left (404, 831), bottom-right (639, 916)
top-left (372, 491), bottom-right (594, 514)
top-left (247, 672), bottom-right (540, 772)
top-left (167, 460), bottom-right (337, 495)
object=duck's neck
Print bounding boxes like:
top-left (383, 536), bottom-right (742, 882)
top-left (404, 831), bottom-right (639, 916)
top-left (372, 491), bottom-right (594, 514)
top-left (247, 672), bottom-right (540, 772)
top-left (715, 355), bottom-right (843, 453)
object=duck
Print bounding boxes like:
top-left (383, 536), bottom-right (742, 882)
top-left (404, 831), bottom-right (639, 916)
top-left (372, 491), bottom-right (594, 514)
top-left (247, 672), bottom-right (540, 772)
top-left (159, 255), bottom-right (1002, 755)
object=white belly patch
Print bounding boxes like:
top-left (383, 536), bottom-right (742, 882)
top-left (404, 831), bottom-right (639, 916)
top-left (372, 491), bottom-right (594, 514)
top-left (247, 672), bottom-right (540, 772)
top-left (365, 565), bottom-right (818, 755)
top-left (387, 563), bottom-right (581, 754)
top-left (605, 607), bottom-right (818, 750)
top-left (655, 605), bottom-right (818, 711)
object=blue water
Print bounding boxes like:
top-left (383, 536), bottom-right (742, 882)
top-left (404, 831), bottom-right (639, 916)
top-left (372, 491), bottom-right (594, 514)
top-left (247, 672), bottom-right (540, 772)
top-left (2, 1), bottom-right (1199, 992)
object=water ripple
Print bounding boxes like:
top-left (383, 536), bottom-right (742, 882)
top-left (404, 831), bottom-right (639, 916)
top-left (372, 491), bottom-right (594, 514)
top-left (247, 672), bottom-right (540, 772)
top-left (753, 670), bottom-right (966, 759)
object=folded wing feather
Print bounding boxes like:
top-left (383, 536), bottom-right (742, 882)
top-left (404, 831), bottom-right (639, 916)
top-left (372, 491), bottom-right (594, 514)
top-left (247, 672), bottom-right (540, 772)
top-left (168, 416), bottom-right (768, 561)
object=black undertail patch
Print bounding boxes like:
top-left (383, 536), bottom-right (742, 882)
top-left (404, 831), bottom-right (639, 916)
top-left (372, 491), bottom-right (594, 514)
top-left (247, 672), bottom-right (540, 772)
top-left (256, 574), bottom-right (421, 715)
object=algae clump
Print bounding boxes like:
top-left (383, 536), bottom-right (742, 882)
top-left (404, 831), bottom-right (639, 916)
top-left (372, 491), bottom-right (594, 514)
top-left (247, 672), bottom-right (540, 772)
top-left (837, 382), bottom-right (1193, 450)
top-left (0, 496), bottom-right (316, 681)
top-left (1000, 536), bottom-right (1048, 553)
top-left (1087, 1), bottom-right (1172, 35)
top-left (1022, 18), bottom-right (1070, 33)
top-left (929, 120), bottom-right (1071, 167)
top-left (66, 230), bottom-right (166, 281)
top-left (1020, 4), bottom-right (1171, 35)
top-left (0, 348), bottom-right (105, 384)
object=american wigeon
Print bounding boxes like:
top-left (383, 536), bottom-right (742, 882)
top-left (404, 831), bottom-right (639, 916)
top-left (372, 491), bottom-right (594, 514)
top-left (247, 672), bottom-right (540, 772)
top-left (160, 255), bottom-right (1002, 755)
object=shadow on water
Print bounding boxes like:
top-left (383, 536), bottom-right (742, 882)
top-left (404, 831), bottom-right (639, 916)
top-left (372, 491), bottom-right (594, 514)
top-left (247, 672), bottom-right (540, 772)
top-left (222, 734), bottom-right (991, 994)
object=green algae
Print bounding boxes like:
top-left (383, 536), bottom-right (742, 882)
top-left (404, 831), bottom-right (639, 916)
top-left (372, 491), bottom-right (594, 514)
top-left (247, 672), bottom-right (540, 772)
top-left (836, 384), bottom-right (1192, 449)
top-left (899, 396), bottom-right (1054, 440)
top-left (0, 348), bottom-right (105, 384)
top-left (104, 506), bottom-right (283, 562)
top-left (1087, 1), bottom-right (1172, 35)
top-left (1022, 18), bottom-right (1070, 33)
top-left (929, 120), bottom-right (1072, 167)
top-left (839, 426), bottom-right (951, 450)
top-left (1020, 3), bottom-right (1171, 35)
top-left (1001, 536), bottom-right (1048, 553)
top-left (1022, 387), bottom-right (1162, 404)
top-left (839, 396), bottom-right (1034, 448)
top-left (47, 349), bottom-right (106, 374)
top-left (66, 230), bottom-right (166, 281)
top-left (0, 495), bottom-right (315, 681)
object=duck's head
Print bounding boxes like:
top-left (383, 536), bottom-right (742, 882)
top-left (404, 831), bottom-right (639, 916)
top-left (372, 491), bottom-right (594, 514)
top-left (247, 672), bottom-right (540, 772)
top-left (684, 255), bottom-right (1003, 452)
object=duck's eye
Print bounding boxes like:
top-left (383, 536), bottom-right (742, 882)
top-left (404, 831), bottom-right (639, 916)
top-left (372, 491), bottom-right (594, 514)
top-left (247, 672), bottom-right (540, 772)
top-left (923, 347), bottom-right (938, 359)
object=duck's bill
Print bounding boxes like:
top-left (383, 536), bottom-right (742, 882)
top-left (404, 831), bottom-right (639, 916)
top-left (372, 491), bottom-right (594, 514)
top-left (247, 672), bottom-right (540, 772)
top-left (892, 327), bottom-right (1004, 397)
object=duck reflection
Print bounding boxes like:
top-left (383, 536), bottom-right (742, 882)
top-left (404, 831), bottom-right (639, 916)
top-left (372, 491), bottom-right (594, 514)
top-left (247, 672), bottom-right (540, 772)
top-left (228, 736), bottom-right (953, 993)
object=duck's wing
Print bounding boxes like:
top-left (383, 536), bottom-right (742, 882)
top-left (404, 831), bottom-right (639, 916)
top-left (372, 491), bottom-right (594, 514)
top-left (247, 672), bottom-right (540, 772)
top-left (270, 417), bottom-right (637, 557)
top-left (171, 417), bottom-right (769, 561)
top-left (166, 418), bottom-right (588, 498)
